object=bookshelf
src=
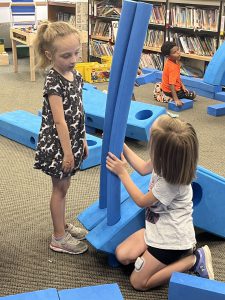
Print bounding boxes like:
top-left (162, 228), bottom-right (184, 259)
top-left (88, 0), bottom-right (225, 75)
top-left (47, 0), bottom-right (88, 61)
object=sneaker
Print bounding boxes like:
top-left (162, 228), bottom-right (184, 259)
top-left (193, 245), bottom-right (214, 279)
top-left (50, 232), bottom-right (88, 255)
top-left (65, 223), bottom-right (88, 240)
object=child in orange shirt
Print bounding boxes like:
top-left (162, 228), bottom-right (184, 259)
top-left (154, 41), bottom-right (196, 107)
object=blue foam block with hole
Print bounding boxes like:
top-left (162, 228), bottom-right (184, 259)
top-left (78, 172), bottom-right (151, 230)
top-left (59, 284), bottom-right (123, 300)
top-left (203, 42), bottom-right (225, 86)
top-left (168, 99), bottom-right (193, 112)
top-left (215, 92), bottom-right (225, 102)
top-left (83, 88), bottom-right (166, 141)
top-left (207, 103), bottom-right (225, 116)
top-left (0, 110), bottom-right (102, 170)
top-left (169, 272), bottom-right (225, 300)
top-left (135, 71), bottom-right (157, 85)
top-left (1, 289), bottom-right (59, 300)
top-left (192, 166), bottom-right (225, 238)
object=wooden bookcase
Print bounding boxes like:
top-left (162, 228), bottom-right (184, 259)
top-left (88, 0), bottom-right (225, 75)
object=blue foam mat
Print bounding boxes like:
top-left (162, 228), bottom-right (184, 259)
top-left (0, 289), bottom-right (59, 300)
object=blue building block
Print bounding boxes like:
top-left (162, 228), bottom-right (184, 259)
top-left (142, 68), bottom-right (162, 81)
top-left (135, 71), bottom-right (157, 85)
top-left (78, 172), bottom-right (151, 230)
top-left (83, 88), bottom-right (166, 141)
top-left (207, 103), bottom-right (225, 116)
top-left (169, 272), bottom-right (225, 300)
top-left (59, 284), bottom-right (123, 300)
top-left (0, 289), bottom-right (59, 300)
top-left (203, 42), bottom-right (225, 86)
top-left (215, 92), bottom-right (225, 102)
top-left (192, 166), bottom-right (225, 238)
top-left (168, 99), bottom-right (193, 112)
top-left (0, 110), bottom-right (102, 170)
top-left (181, 76), bottom-right (222, 93)
top-left (83, 82), bottom-right (97, 91)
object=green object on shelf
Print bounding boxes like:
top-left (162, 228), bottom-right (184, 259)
top-left (17, 45), bottom-right (29, 58)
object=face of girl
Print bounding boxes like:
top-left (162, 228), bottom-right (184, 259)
top-left (50, 33), bottom-right (80, 73)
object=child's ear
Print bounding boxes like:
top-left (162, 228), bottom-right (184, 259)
top-left (45, 50), bottom-right (52, 61)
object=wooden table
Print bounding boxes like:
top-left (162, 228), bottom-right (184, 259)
top-left (10, 28), bottom-right (36, 81)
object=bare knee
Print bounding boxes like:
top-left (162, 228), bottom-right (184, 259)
top-left (130, 273), bottom-right (149, 291)
top-left (115, 244), bottom-right (131, 265)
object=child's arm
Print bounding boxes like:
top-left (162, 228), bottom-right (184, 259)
top-left (181, 81), bottom-right (188, 93)
top-left (123, 143), bottom-right (153, 175)
top-left (49, 95), bottom-right (74, 173)
top-left (106, 152), bottom-right (158, 207)
top-left (169, 84), bottom-right (183, 107)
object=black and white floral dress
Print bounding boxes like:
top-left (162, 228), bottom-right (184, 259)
top-left (34, 68), bottom-right (85, 179)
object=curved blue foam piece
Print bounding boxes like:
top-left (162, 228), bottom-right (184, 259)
top-left (99, 0), bottom-right (137, 209)
top-left (107, 2), bottom-right (152, 225)
top-left (203, 42), bottom-right (225, 86)
top-left (192, 166), bottom-right (225, 238)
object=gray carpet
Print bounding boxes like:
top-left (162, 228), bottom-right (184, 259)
top-left (1, 56), bottom-right (225, 299)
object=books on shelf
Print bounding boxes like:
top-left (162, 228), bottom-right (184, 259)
top-left (92, 20), bottom-right (111, 37)
top-left (150, 4), bottom-right (166, 25)
top-left (170, 5), bottom-right (219, 32)
top-left (90, 40), bottom-right (114, 57)
top-left (140, 53), bottom-right (163, 70)
top-left (145, 29), bottom-right (164, 48)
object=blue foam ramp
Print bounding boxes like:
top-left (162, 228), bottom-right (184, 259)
top-left (0, 289), bottom-right (59, 300)
top-left (203, 42), bottom-right (225, 86)
top-left (99, 0), bottom-right (138, 209)
top-left (0, 110), bottom-right (102, 170)
top-left (215, 92), bottom-right (225, 102)
top-left (207, 103), bottom-right (225, 116)
top-left (192, 166), bottom-right (225, 238)
top-left (169, 272), bottom-right (225, 300)
top-left (78, 172), bottom-right (151, 230)
top-left (107, 2), bottom-right (152, 225)
top-left (83, 88), bottom-right (166, 141)
top-left (135, 71), bottom-right (157, 85)
top-left (59, 284), bottom-right (123, 300)
top-left (168, 99), bottom-right (193, 112)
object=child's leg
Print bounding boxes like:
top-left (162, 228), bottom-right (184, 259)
top-left (50, 176), bottom-right (71, 238)
top-left (130, 249), bottom-right (195, 291)
top-left (184, 90), bottom-right (196, 100)
top-left (115, 228), bottom-right (147, 265)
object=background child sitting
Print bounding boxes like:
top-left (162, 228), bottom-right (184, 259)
top-left (154, 41), bottom-right (196, 107)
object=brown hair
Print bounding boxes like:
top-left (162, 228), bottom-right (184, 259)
top-left (149, 115), bottom-right (199, 185)
top-left (33, 21), bottom-right (80, 70)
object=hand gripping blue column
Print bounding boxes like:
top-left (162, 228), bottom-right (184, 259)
top-left (107, 2), bottom-right (152, 225)
top-left (99, 0), bottom-right (137, 209)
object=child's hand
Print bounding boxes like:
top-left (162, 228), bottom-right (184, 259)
top-left (175, 99), bottom-right (183, 107)
top-left (62, 153), bottom-right (74, 173)
top-left (106, 152), bottom-right (128, 177)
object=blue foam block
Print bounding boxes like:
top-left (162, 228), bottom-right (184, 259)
top-left (83, 82), bottom-right (97, 91)
top-left (1, 289), bottom-right (59, 300)
top-left (99, 0), bottom-right (138, 210)
top-left (78, 172), bottom-right (151, 230)
top-left (207, 103), bottom-right (225, 116)
top-left (168, 99), bottom-right (193, 112)
top-left (181, 76), bottom-right (222, 93)
top-left (184, 85), bottom-right (215, 99)
top-left (215, 92), bottom-right (225, 102)
top-left (83, 89), bottom-right (166, 141)
top-left (59, 284), bottom-right (123, 300)
top-left (106, 2), bottom-right (152, 225)
top-left (192, 166), bottom-right (225, 238)
top-left (0, 110), bottom-right (102, 170)
top-left (135, 71), bottom-right (157, 85)
top-left (80, 134), bottom-right (102, 170)
top-left (169, 272), bottom-right (225, 300)
top-left (203, 42), bottom-right (225, 86)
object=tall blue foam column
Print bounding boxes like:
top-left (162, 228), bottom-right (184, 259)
top-left (99, 0), bottom-right (137, 209)
top-left (107, 2), bottom-right (152, 225)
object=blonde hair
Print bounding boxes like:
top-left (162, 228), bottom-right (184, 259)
top-left (33, 21), bottom-right (80, 70)
top-left (149, 115), bottom-right (199, 185)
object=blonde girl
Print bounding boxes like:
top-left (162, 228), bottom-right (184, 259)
top-left (106, 115), bottom-right (214, 290)
top-left (34, 21), bottom-right (88, 255)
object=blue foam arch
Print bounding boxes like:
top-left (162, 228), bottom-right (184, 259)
top-left (107, 2), bottom-right (152, 225)
top-left (99, 0), bottom-right (137, 209)
top-left (203, 42), bottom-right (225, 86)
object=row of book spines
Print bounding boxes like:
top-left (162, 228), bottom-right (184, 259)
top-left (140, 53), bottom-right (163, 70)
top-left (56, 12), bottom-right (75, 24)
top-left (90, 40), bottom-right (114, 57)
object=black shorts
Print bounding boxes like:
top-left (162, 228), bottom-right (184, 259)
top-left (147, 246), bottom-right (192, 265)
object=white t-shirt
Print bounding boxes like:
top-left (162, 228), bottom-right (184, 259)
top-left (144, 171), bottom-right (196, 250)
